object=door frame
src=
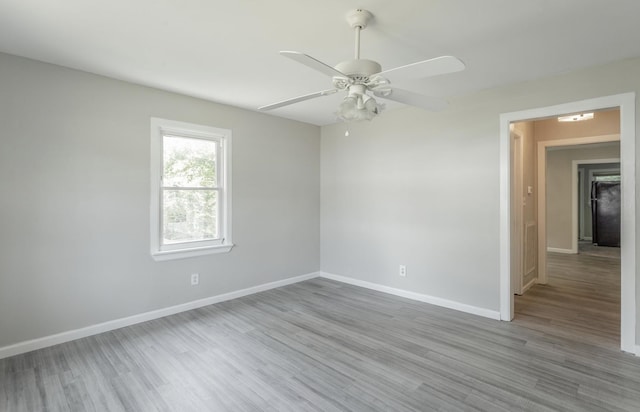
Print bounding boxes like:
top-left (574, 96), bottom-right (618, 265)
top-left (499, 92), bottom-right (636, 354)
top-left (578, 167), bottom-right (585, 240)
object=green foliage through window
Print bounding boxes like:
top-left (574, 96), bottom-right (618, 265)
top-left (163, 135), bottom-right (217, 187)
top-left (162, 135), bottom-right (219, 243)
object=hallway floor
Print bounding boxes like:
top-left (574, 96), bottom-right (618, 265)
top-left (514, 250), bottom-right (620, 350)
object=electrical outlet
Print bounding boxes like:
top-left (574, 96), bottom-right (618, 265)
top-left (190, 273), bottom-right (199, 286)
top-left (399, 265), bottom-right (407, 277)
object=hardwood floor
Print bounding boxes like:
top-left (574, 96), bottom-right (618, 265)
top-left (515, 250), bottom-right (621, 350)
top-left (2, 273), bottom-right (640, 411)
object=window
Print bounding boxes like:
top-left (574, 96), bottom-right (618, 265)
top-left (150, 118), bottom-right (232, 260)
top-left (593, 170), bottom-right (621, 182)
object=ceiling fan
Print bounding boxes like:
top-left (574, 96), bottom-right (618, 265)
top-left (259, 9), bottom-right (466, 122)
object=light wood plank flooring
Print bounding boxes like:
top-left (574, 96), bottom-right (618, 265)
top-left (2, 274), bottom-right (640, 411)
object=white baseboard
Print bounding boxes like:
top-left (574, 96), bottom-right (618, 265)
top-left (547, 247), bottom-right (576, 254)
top-left (0, 271), bottom-right (319, 360)
top-left (319, 272), bottom-right (501, 320)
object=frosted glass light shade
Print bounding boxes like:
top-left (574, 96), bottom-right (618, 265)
top-left (336, 93), bottom-right (383, 121)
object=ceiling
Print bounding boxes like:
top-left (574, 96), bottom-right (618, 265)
top-left (2, 0), bottom-right (640, 126)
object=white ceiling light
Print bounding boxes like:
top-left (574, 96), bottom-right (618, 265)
top-left (336, 84), bottom-right (384, 121)
top-left (558, 112), bottom-right (594, 122)
top-left (259, 9), bottom-right (466, 122)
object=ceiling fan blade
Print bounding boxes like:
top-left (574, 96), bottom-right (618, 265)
top-left (280, 51), bottom-right (347, 78)
top-left (375, 56), bottom-right (465, 82)
top-left (376, 88), bottom-right (448, 111)
top-left (259, 89), bottom-right (339, 111)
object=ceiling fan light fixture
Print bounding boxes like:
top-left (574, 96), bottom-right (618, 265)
top-left (363, 94), bottom-right (380, 112)
top-left (336, 92), bottom-right (383, 122)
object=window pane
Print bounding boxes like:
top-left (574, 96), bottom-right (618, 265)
top-left (163, 190), bottom-right (218, 243)
top-left (594, 175), bottom-right (621, 182)
top-left (163, 135), bottom-right (217, 187)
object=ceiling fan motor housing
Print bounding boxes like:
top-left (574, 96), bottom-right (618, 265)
top-left (334, 59), bottom-right (382, 78)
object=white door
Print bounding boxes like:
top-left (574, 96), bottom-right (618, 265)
top-left (510, 132), bottom-right (524, 295)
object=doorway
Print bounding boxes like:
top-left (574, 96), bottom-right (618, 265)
top-left (517, 141), bottom-right (621, 348)
top-left (499, 93), bottom-right (636, 353)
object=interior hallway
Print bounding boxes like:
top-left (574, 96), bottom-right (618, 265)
top-left (514, 245), bottom-right (621, 349)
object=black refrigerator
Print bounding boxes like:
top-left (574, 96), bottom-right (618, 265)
top-left (591, 181), bottom-right (621, 247)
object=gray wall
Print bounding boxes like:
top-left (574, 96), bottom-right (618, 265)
top-left (321, 57), bottom-right (640, 328)
top-left (321, 107), bottom-right (500, 310)
top-left (0, 53), bottom-right (321, 348)
top-left (546, 145), bottom-right (620, 250)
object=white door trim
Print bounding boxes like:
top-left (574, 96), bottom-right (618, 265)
top-left (578, 168), bottom-right (585, 240)
top-left (499, 92), bottom-right (636, 354)
top-left (572, 159), bottom-right (620, 253)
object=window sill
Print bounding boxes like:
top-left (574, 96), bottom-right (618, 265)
top-left (151, 243), bottom-right (234, 261)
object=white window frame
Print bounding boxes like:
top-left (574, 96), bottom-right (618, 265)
top-left (150, 118), bottom-right (233, 261)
